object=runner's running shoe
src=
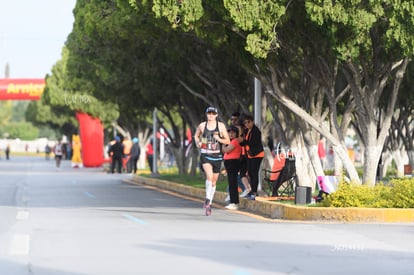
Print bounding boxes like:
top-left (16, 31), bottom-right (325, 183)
top-left (240, 190), bottom-right (250, 197)
top-left (203, 198), bottom-right (210, 208)
top-left (225, 203), bottom-right (239, 210)
top-left (205, 205), bottom-right (212, 216)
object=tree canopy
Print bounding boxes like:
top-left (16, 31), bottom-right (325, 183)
top-left (139, 0), bottom-right (414, 185)
top-left (27, 0), bottom-right (414, 183)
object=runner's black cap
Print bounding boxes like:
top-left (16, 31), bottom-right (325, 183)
top-left (205, 107), bottom-right (218, 114)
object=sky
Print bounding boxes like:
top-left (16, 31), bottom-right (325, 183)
top-left (0, 0), bottom-right (76, 79)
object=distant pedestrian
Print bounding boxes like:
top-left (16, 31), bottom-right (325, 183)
top-left (5, 144), bottom-right (10, 160)
top-left (123, 138), bottom-right (133, 172)
top-left (108, 136), bottom-right (124, 173)
top-left (66, 142), bottom-right (72, 160)
top-left (194, 106), bottom-right (230, 216)
top-left (318, 137), bottom-right (326, 169)
top-left (71, 133), bottom-right (83, 168)
top-left (146, 140), bottom-right (154, 173)
top-left (54, 140), bottom-right (63, 168)
top-left (45, 144), bottom-right (51, 160)
top-left (129, 137), bottom-right (141, 174)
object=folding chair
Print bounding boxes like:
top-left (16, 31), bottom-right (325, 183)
top-left (263, 154), bottom-right (297, 197)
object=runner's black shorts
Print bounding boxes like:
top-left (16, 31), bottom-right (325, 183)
top-left (200, 153), bottom-right (223, 173)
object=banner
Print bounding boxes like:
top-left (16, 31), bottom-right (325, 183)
top-left (0, 78), bottom-right (45, 100)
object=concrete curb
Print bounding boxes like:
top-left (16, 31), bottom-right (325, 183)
top-left (131, 175), bottom-right (414, 223)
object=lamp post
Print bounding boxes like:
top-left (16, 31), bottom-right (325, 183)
top-left (254, 77), bottom-right (263, 191)
top-left (152, 108), bottom-right (159, 177)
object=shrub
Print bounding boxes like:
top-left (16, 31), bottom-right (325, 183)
top-left (318, 178), bottom-right (414, 208)
top-left (389, 179), bottom-right (414, 208)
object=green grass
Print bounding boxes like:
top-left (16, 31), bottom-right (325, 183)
top-left (140, 168), bottom-right (325, 206)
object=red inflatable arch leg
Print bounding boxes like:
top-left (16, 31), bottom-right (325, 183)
top-left (76, 112), bottom-right (104, 167)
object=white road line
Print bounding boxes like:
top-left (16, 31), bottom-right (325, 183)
top-left (84, 191), bottom-right (96, 198)
top-left (9, 234), bottom-right (30, 255)
top-left (16, 210), bottom-right (30, 220)
top-left (122, 213), bottom-right (148, 225)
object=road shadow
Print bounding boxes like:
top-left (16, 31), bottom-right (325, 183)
top-left (0, 259), bottom-right (87, 275)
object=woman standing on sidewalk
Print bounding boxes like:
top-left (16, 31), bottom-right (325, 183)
top-left (239, 114), bottom-right (264, 200)
top-left (236, 114), bottom-right (251, 197)
top-left (222, 126), bottom-right (242, 210)
top-left (194, 107), bottom-right (230, 216)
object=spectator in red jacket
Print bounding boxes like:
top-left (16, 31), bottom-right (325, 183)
top-left (146, 140), bottom-right (154, 173)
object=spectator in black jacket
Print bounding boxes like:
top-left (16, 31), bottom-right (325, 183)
top-left (129, 137), bottom-right (141, 174)
top-left (108, 136), bottom-right (124, 173)
top-left (239, 114), bottom-right (264, 200)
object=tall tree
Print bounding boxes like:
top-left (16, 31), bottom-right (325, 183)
top-left (305, 1), bottom-right (413, 185)
top-left (0, 101), bottom-right (12, 128)
top-left (26, 47), bottom-right (119, 138)
top-left (386, 62), bottom-right (414, 174)
top-left (143, 0), bottom-right (414, 185)
top-left (65, 0), bottom-right (253, 174)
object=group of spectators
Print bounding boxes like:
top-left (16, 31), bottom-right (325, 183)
top-left (194, 107), bottom-right (264, 216)
top-left (107, 136), bottom-right (141, 174)
top-left (107, 136), bottom-right (154, 174)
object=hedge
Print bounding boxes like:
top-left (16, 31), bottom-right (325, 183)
top-left (318, 177), bottom-right (414, 208)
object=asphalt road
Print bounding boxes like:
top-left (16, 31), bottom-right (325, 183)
top-left (0, 156), bottom-right (413, 275)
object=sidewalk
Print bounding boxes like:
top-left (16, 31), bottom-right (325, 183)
top-left (129, 175), bottom-right (414, 223)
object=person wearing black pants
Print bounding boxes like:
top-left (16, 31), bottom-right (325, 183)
top-left (246, 157), bottom-right (263, 198)
top-left (108, 136), bottom-right (124, 173)
top-left (146, 140), bottom-right (154, 173)
top-left (129, 137), bottom-right (141, 174)
top-left (223, 126), bottom-right (242, 210)
top-left (239, 114), bottom-right (264, 200)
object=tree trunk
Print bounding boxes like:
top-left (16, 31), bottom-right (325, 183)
top-left (363, 146), bottom-right (383, 185)
top-left (266, 89), bottom-right (361, 183)
top-left (407, 150), bottom-right (414, 169)
top-left (343, 58), bottom-right (408, 185)
top-left (388, 150), bottom-right (402, 178)
top-left (295, 141), bottom-right (315, 188)
top-left (360, 123), bottom-right (387, 185)
top-left (301, 130), bottom-right (324, 178)
top-left (189, 144), bottom-right (198, 176)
